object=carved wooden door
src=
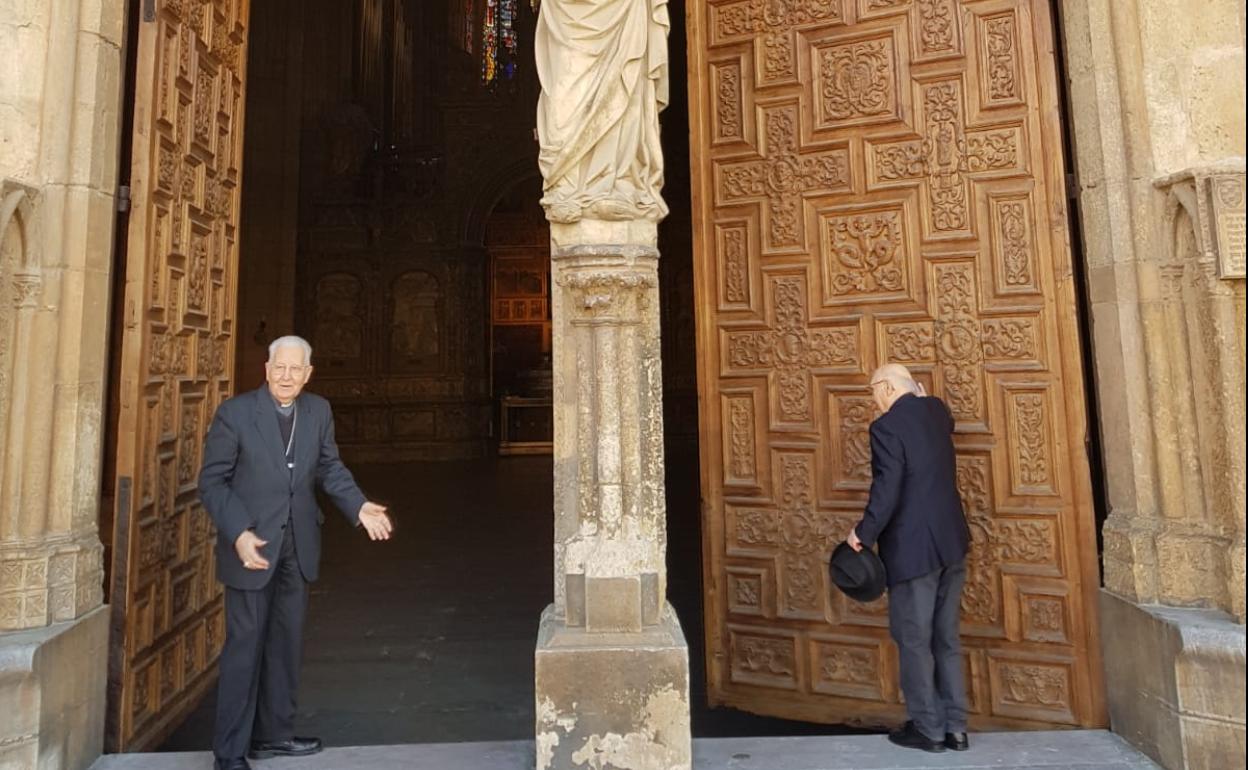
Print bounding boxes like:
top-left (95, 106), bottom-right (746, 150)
top-left (108, 0), bottom-right (250, 751)
top-left (688, 0), bottom-right (1106, 729)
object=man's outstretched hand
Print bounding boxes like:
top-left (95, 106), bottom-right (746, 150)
top-left (235, 531), bottom-right (270, 570)
top-left (358, 502), bottom-right (393, 541)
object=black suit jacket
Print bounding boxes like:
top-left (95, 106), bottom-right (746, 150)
top-left (854, 394), bottom-right (970, 586)
top-left (198, 387), bottom-right (367, 590)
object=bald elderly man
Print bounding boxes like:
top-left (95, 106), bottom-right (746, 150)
top-left (847, 364), bottom-right (971, 753)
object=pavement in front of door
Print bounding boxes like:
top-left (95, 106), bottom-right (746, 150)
top-left (99, 731), bottom-right (1160, 770)
top-left (161, 454), bottom-right (872, 751)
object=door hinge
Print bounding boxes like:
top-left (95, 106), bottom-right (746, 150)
top-left (142, 0), bottom-right (156, 22)
top-left (116, 185), bottom-right (131, 214)
top-left (1065, 173), bottom-right (1080, 201)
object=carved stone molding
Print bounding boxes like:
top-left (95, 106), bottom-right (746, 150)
top-left (0, 534), bottom-right (106, 631)
top-left (1, 180), bottom-right (42, 308)
top-left (556, 269), bottom-right (657, 322)
top-left (1157, 161), bottom-right (1246, 281)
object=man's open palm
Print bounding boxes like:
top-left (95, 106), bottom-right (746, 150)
top-left (358, 502), bottom-right (392, 541)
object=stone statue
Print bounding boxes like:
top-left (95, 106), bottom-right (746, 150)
top-left (535, 0), bottom-right (670, 224)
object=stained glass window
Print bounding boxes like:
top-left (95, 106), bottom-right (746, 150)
top-left (450, 0), bottom-right (476, 54)
top-left (481, 0), bottom-right (536, 86)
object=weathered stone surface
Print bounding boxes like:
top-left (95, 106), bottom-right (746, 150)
top-left (1100, 592), bottom-right (1246, 770)
top-left (535, 603), bottom-right (691, 770)
top-left (0, 606), bottom-right (109, 770)
top-left (549, 242), bottom-right (669, 626)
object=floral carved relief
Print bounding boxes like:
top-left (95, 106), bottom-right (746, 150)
top-left (728, 396), bottom-right (757, 479)
top-left (837, 396), bottom-right (876, 485)
top-left (721, 225), bottom-right (749, 304)
top-left (934, 263), bottom-right (984, 424)
top-left (984, 15), bottom-right (1019, 103)
top-left (917, 0), bottom-right (958, 57)
top-left (824, 209), bottom-right (906, 297)
top-left (726, 277), bottom-right (859, 423)
top-left (720, 106), bottom-right (850, 250)
top-left (871, 81), bottom-right (1021, 238)
top-left (714, 0), bottom-right (844, 82)
top-left (999, 663), bottom-right (1070, 711)
top-left (715, 62), bottom-right (743, 141)
top-left (998, 201), bottom-right (1031, 287)
top-left (1013, 393), bottom-right (1051, 490)
top-left (732, 632), bottom-right (798, 685)
top-left (957, 456), bottom-right (1001, 627)
top-left (818, 37), bottom-right (896, 126)
top-left (815, 644), bottom-right (880, 695)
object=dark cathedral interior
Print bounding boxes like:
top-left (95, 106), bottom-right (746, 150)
top-left (159, 0), bottom-right (856, 749)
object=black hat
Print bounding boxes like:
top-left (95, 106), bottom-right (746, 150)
top-left (828, 541), bottom-right (887, 603)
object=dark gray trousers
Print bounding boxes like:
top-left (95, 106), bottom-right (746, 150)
top-left (887, 560), bottom-right (968, 741)
top-left (213, 528), bottom-right (307, 759)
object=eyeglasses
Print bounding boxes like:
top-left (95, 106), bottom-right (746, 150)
top-left (270, 364), bottom-right (309, 377)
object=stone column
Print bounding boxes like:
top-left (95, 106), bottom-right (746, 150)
top-left (531, 2), bottom-right (691, 766)
top-left (0, 0), bottom-right (122, 767)
top-left (1060, 1), bottom-right (1246, 767)
top-left (534, 220), bottom-right (691, 770)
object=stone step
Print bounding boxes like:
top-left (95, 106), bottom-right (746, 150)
top-left (92, 730), bottom-right (1160, 770)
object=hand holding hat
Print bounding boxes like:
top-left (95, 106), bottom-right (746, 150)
top-left (828, 536), bottom-right (887, 603)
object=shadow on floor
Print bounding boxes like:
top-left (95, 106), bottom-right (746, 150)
top-left (160, 454), bottom-right (869, 751)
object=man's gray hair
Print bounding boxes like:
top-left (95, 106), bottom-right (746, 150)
top-left (268, 335), bottom-right (313, 365)
top-left (872, 363), bottom-right (926, 396)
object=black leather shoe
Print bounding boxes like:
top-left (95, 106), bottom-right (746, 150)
top-left (887, 721), bottom-right (946, 753)
top-left (945, 731), bottom-right (970, 751)
top-left (214, 758), bottom-right (251, 770)
top-left (248, 736), bottom-right (323, 759)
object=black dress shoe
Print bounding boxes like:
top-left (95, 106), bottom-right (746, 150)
top-left (248, 736), bottom-right (323, 759)
top-left (887, 721), bottom-right (946, 753)
top-left (945, 731), bottom-right (970, 751)
top-left (214, 758), bottom-right (251, 770)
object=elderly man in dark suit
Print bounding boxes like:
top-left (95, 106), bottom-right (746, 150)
top-left (199, 335), bottom-right (392, 770)
top-left (848, 363), bottom-right (971, 753)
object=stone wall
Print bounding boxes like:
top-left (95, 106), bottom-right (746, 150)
top-left (0, 0), bottom-right (122, 767)
top-left (1059, 1), bottom-right (1246, 767)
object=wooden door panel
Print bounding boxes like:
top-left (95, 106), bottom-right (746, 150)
top-left (109, 0), bottom-right (250, 751)
top-left (688, 0), bottom-right (1105, 729)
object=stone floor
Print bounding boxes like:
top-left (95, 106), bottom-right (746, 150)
top-left (99, 731), bottom-right (1160, 770)
top-left (161, 454), bottom-right (853, 751)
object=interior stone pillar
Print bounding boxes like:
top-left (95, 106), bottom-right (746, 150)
top-left (1060, 1), bottom-right (1245, 767)
top-left (0, 0), bottom-right (122, 767)
top-left (533, 218), bottom-right (691, 770)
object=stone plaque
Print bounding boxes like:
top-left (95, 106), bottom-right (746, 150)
top-left (1210, 176), bottom-right (1246, 279)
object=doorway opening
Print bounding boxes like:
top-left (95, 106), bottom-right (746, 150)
top-left (138, 0), bottom-right (851, 751)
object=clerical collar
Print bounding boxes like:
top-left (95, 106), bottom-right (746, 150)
top-left (270, 393), bottom-right (297, 415)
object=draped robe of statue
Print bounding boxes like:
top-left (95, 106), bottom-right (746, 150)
top-left (535, 0), bottom-right (671, 223)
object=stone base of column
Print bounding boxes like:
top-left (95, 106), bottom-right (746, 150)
top-left (1100, 590), bottom-right (1246, 770)
top-left (0, 605), bottom-right (108, 770)
top-left (535, 602), bottom-right (691, 770)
